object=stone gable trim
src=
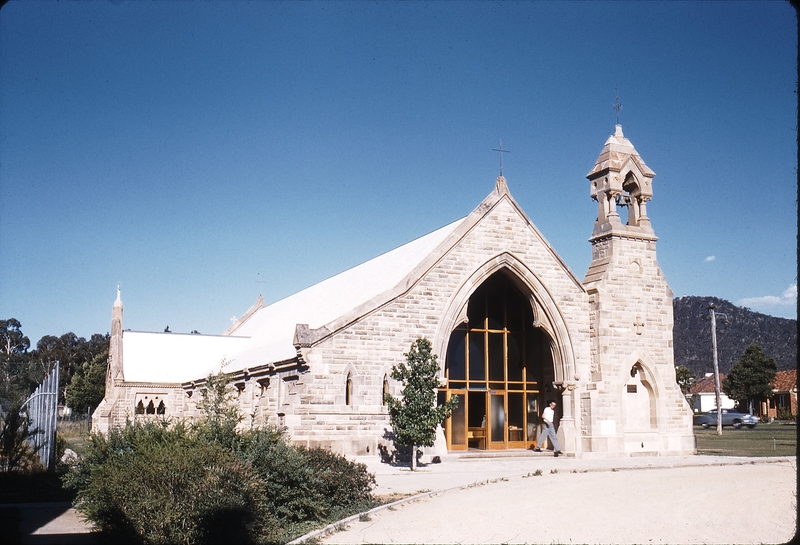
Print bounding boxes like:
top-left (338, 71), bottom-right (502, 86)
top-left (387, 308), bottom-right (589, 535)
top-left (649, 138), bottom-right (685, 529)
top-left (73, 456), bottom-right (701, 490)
top-left (497, 187), bottom-right (585, 292)
top-left (224, 295), bottom-right (266, 335)
top-left (431, 251), bottom-right (580, 385)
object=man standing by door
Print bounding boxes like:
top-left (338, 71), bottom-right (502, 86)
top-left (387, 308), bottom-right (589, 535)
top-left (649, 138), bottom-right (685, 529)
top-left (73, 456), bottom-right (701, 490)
top-left (535, 401), bottom-right (563, 457)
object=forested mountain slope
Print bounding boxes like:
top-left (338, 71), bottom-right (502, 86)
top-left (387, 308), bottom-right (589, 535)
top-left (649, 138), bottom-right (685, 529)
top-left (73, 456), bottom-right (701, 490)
top-left (673, 296), bottom-right (797, 378)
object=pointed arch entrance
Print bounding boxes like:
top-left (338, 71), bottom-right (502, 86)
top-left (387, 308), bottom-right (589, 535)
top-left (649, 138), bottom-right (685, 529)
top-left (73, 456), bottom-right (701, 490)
top-left (442, 270), bottom-right (557, 450)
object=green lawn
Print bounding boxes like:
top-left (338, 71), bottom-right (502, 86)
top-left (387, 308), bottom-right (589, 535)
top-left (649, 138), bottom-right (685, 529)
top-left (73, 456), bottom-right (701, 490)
top-left (59, 418), bottom-right (92, 456)
top-left (694, 423), bottom-right (797, 457)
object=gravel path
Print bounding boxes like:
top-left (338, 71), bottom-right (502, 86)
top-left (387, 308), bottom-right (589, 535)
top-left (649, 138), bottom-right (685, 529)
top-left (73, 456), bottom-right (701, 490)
top-left (316, 458), bottom-right (796, 544)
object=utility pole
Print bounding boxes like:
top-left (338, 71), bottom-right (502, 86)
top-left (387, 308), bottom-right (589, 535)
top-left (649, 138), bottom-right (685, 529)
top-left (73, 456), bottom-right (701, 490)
top-left (709, 304), bottom-right (723, 435)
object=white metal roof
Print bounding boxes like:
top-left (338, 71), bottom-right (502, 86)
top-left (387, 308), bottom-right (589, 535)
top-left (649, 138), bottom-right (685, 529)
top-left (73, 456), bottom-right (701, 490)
top-left (122, 217), bottom-right (465, 383)
top-left (220, 217), bottom-right (465, 373)
top-left (122, 331), bottom-right (250, 383)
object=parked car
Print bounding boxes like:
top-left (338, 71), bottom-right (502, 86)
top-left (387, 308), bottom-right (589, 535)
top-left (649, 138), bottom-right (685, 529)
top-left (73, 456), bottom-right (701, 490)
top-left (696, 409), bottom-right (759, 429)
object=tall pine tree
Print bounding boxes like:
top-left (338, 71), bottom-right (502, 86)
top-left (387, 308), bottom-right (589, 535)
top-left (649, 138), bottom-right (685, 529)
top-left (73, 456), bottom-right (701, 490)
top-left (385, 338), bottom-right (458, 470)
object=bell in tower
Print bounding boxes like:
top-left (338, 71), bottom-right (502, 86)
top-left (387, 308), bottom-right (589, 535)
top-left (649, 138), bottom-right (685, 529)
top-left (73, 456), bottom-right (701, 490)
top-left (586, 124), bottom-right (656, 239)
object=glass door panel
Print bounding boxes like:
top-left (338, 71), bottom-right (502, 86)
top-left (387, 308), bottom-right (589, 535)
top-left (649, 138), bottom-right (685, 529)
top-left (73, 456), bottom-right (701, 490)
top-left (447, 390), bottom-right (467, 450)
top-left (489, 393), bottom-right (506, 448)
top-left (507, 333), bottom-right (523, 381)
top-left (507, 392), bottom-right (525, 445)
top-left (446, 328), bottom-right (466, 381)
top-left (467, 391), bottom-right (487, 449)
top-left (526, 394), bottom-right (539, 444)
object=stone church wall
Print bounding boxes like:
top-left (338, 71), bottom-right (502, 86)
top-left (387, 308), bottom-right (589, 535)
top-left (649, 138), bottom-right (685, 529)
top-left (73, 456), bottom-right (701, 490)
top-left (582, 235), bottom-right (694, 456)
top-left (94, 129), bottom-right (697, 458)
top-left (283, 197), bottom-right (594, 455)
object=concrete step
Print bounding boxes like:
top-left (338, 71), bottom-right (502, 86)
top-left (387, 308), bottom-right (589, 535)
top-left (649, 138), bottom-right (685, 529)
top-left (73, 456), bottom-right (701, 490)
top-left (455, 449), bottom-right (561, 460)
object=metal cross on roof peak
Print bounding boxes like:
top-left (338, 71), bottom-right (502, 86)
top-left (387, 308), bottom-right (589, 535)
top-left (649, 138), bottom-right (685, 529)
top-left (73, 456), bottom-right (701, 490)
top-left (256, 272), bottom-right (268, 297)
top-left (492, 140), bottom-right (510, 176)
top-left (614, 85), bottom-right (623, 125)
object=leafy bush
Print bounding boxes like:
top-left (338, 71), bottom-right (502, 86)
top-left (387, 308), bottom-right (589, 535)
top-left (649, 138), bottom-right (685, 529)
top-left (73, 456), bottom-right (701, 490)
top-left (302, 446), bottom-right (375, 517)
top-left (1, 402), bottom-right (43, 473)
top-left (63, 373), bottom-right (376, 544)
top-left (235, 428), bottom-right (376, 534)
top-left (64, 419), bottom-right (277, 544)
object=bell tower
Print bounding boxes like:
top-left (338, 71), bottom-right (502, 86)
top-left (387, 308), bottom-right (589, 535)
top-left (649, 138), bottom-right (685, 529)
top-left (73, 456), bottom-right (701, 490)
top-left (584, 123), bottom-right (664, 385)
top-left (581, 124), bottom-right (694, 455)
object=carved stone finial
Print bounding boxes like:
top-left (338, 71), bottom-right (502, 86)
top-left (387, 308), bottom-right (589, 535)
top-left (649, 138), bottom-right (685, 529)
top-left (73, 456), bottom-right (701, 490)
top-left (495, 175), bottom-right (508, 194)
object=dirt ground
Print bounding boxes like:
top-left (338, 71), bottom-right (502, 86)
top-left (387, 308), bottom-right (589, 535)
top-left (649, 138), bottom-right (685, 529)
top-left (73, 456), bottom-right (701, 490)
top-left (319, 461), bottom-right (797, 544)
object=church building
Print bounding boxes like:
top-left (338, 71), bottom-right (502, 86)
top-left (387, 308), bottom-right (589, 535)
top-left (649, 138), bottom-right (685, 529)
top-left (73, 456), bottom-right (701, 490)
top-left (93, 125), bottom-right (696, 458)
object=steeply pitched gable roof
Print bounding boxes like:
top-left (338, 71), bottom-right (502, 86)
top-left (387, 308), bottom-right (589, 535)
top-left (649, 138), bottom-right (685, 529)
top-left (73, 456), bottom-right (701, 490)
top-left (219, 217), bottom-right (466, 373)
top-left (219, 176), bottom-right (584, 376)
top-left (122, 177), bottom-right (584, 383)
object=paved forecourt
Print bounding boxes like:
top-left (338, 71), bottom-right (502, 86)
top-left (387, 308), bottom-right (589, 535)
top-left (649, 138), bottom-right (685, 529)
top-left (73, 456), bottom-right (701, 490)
top-left (301, 453), bottom-right (797, 545)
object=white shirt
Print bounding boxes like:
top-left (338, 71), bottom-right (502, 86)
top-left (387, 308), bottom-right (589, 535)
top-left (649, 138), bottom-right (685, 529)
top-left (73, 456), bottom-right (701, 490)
top-left (542, 405), bottom-right (555, 425)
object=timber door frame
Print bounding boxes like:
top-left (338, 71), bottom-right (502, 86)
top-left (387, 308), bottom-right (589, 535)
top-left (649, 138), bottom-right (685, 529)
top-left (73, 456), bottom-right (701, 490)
top-left (442, 271), bottom-right (553, 451)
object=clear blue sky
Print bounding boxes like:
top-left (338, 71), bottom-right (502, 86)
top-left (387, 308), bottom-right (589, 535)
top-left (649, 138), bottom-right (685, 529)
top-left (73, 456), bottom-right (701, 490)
top-left (1, 1), bottom-right (796, 346)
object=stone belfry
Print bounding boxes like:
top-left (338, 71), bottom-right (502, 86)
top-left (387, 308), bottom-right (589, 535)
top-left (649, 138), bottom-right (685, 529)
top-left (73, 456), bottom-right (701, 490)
top-left (582, 124), bottom-right (692, 454)
top-left (583, 124), bottom-right (664, 380)
top-left (586, 124), bottom-right (656, 238)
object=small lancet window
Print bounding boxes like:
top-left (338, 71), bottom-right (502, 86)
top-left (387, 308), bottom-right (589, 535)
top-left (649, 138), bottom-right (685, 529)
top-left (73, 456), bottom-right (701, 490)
top-left (346, 373), bottom-right (353, 406)
top-left (135, 400), bottom-right (145, 415)
top-left (382, 375), bottom-right (389, 406)
top-left (156, 400), bottom-right (166, 415)
top-left (146, 400), bottom-right (155, 415)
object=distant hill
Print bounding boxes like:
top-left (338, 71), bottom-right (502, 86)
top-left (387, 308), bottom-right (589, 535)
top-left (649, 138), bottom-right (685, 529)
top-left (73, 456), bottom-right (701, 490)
top-left (673, 296), bottom-right (797, 378)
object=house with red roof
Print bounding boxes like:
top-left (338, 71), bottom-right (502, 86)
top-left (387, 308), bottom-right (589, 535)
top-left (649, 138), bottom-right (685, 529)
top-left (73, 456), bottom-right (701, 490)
top-left (762, 369), bottom-right (797, 421)
top-left (689, 374), bottom-right (735, 413)
top-left (690, 369), bottom-right (797, 420)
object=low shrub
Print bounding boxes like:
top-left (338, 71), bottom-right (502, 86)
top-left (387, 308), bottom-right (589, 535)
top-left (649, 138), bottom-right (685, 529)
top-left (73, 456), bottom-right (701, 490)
top-left (63, 420), bottom-right (278, 544)
top-left (63, 373), bottom-right (376, 544)
top-left (237, 429), bottom-right (376, 530)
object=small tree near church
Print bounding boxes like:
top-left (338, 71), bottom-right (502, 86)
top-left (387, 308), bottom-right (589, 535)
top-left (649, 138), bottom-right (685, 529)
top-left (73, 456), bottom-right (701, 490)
top-left (385, 338), bottom-right (458, 470)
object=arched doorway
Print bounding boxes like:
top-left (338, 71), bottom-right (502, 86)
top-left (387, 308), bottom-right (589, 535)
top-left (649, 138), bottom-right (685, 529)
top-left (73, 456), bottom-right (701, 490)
top-left (442, 270), bottom-right (556, 450)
